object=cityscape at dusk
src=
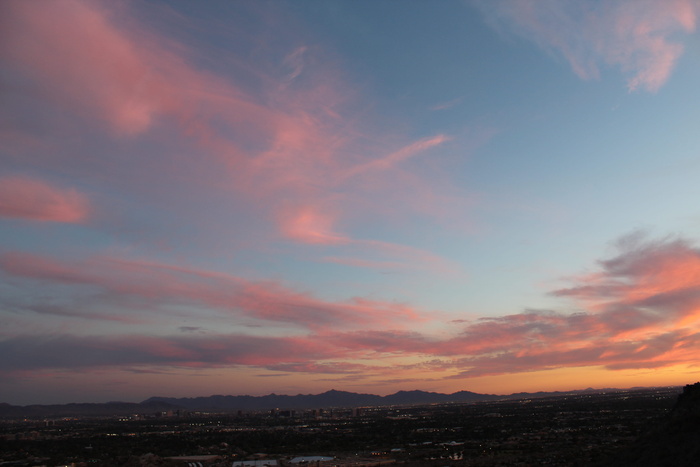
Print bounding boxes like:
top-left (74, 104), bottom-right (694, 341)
top-left (3, 0), bottom-right (700, 406)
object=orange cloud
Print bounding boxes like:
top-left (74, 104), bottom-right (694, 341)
top-left (553, 235), bottom-right (700, 333)
top-left (5, 235), bottom-right (700, 383)
top-left (0, 176), bottom-right (90, 223)
top-left (322, 235), bottom-right (700, 378)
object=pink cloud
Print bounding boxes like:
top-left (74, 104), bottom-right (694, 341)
top-left (478, 0), bottom-right (698, 92)
top-left (320, 238), bottom-right (465, 277)
top-left (343, 134), bottom-right (450, 178)
top-left (8, 1), bottom-right (700, 386)
top-left (432, 235), bottom-right (700, 378)
top-left (3, 0), bottom-right (167, 136)
top-left (0, 176), bottom-right (90, 223)
top-left (553, 235), bottom-right (700, 329)
top-left (1, 0), bottom-right (477, 278)
top-left (277, 206), bottom-right (350, 245)
top-left (5, 235), bottom-right (700, 380)
top-left (323, 235), bottom-right (700, 377)
top-left (8, 234), bottom-right (700, 379)
top-left (2, 0), bottom-right (295, 164)
top-left (0, 251), bottom-right (427, 332)
top-left (446, 329), bottom-right (692, 378)
top-left (606, 0), bottom-right (697, 92)
top-left (267, 133), bottom-right (454, 250)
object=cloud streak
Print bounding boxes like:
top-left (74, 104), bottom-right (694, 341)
top-left (5, 235), bottom-right (700, 382)
top-left (476, 0), bottom-right (698, 91)
top-left (0, 176), bottom-right (90, 223)
top-left (0, 252), bottom-right (426, 332)
top-left (1, 0), bottom-right (467, 275)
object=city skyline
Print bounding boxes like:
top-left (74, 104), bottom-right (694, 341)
top-left (2, 0), bottom-right (700, 405)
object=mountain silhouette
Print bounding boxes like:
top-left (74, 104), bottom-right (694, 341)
top-left (0, 386), bottom-right (667, 418)
top-left (142, 389), bottom-right (497, 411)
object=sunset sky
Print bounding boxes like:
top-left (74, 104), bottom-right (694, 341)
top-left (3, 0), bottom-right (700, 405)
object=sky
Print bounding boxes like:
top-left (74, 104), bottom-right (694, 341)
top-left (2, 0), bottom-right (700, 405)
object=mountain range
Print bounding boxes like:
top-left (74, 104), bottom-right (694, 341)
top-left (0, 387), bottom-right (625, 418)
top-left (144, 388), bottom-right (495, 411)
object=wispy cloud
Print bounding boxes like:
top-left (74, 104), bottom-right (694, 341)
top-left (430, 97), bottom-right (464, 111)
top-left (475, 0), bottom-right (698, 92)
top-left (0, 252), bottom-right (427, 332)
top-left (0, 176), bottom-right (90, 223)
top-left (343, 135), bottom-right (451, 179)
top-left (3, 0), bottom-right (179, 136)
top-left (4, 232), bottom-right (700, 383)
top-left (1, 0), bottom-right (470, 275)
top-left (283, 46), bottom-right (308, 81)
top-left (4, 0), bottom-right (698, 398)
top-left (5, 235), bottom-right (700, 380)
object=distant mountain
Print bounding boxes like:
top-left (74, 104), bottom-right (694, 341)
top-left (143, 386), bottom-right (642, 412)
top-left (384, 389), bottom-right (494, 406)
top-left (142, 389), bottom-right (497, 411)
top-left (0, 387), bottom-right (658, 418)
